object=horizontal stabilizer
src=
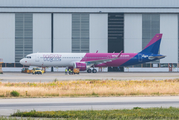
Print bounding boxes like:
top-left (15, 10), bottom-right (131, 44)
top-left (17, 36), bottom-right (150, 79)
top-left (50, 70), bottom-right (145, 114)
top-left (148, 55), bottom-right (166, 60)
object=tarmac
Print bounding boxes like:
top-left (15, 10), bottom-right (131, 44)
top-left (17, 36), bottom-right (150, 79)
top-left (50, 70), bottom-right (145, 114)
top-left (0, 72), bottom-right (179, 82)
top-left (1, 96), bottom-right (179, 116)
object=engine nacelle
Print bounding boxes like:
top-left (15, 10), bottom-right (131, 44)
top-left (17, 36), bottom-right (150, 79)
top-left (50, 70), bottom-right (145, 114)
top-left (73, 62), bottom-right (87, 71)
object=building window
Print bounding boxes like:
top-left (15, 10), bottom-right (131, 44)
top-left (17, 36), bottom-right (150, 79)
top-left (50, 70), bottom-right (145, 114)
top-left (72, 14), bottom-right (89, 53)
top-left (142, 14), bottom-right (160, 63)
top-left (15, 13), bottom-right (33, 63)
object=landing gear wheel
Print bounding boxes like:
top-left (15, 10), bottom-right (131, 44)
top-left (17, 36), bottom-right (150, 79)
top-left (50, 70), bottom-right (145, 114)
top-left (92, 69), bottom-right (97, 73)
top-left (87, 69), bottom-right (92, 73)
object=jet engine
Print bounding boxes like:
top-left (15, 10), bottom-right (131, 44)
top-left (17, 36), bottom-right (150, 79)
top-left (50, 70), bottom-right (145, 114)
top-left (73, 62), bottom-right (87, 71)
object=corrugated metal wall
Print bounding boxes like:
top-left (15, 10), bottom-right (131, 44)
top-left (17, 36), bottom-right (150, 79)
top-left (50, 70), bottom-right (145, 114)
top-left (15, 13), bottom-right (33, 63)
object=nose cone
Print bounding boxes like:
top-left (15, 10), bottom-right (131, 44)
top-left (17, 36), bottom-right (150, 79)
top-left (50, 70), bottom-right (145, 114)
top-left (20, 59), bottom-right (24, 65)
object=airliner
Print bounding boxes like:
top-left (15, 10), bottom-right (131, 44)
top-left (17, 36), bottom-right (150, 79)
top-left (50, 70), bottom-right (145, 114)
top-left (20, 33), bottom-right (165, 73)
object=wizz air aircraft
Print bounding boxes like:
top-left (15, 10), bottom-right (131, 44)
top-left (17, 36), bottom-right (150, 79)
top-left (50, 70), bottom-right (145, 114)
top-left (20, 33), bottom-right (165, 73)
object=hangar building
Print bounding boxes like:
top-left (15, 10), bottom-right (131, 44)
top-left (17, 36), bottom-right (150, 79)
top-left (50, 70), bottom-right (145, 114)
top-left (0, 0), bottom-right (179, 72)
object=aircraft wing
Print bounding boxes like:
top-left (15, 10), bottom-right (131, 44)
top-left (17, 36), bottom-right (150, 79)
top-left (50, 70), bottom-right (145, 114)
top-left (85, 51), bottom-right (123, 67)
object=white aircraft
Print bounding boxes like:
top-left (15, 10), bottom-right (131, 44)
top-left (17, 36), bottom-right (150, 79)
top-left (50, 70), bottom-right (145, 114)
top-left (20, 34), bottom-right (165, 73)
top-left (20, 52), bottom-right (122, 73)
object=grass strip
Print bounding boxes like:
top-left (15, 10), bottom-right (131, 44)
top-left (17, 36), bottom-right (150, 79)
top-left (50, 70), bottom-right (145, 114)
top-left (11, 107), bottom-right (179, 119)
top-left (1, 79), bottom-right (179, 97)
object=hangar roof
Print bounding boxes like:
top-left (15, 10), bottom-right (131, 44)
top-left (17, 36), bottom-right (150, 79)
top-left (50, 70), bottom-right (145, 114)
top-left (1, 0), bottom-right (179, 13)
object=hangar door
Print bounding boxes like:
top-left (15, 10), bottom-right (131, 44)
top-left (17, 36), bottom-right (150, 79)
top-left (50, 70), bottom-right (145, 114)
top-left (108, 13), bottom-right (124, 72)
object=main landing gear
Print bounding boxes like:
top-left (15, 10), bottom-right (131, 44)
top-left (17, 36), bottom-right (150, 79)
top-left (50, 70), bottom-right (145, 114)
top-left (92, 69), bottom-right (97, 73)
top-left (87, 69), bottom-right (97, 73)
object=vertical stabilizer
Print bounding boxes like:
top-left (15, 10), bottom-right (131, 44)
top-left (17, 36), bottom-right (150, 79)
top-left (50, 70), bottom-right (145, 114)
top-left (140, 33), bottom-right (162, 54)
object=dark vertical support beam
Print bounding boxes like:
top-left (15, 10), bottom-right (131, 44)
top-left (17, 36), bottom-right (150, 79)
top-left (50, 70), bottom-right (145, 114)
top-left (108, 13), bottom-right (124, 72)
top-left (51, 13), bottom-right (54, 72)
top-left (108, 13), bottom-right (124, 53)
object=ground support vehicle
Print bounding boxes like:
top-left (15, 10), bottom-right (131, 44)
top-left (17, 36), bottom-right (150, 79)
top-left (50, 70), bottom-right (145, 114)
top-left (73, 68), bottom-right (80, 74)
top-left (32, 68), bottom-right (44, 75)
top-left (21, 68), bottom-right (32, 73)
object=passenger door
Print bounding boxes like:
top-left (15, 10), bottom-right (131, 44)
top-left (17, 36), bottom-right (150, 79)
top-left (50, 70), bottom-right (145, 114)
top-left (35, 54), bottom-right (40, 62)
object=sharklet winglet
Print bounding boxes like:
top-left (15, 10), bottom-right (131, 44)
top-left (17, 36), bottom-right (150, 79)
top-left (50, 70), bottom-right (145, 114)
top-left (117, 50), bottom-right (123, 58)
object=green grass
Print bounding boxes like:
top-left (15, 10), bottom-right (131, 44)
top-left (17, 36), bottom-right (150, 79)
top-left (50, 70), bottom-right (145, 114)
top-left (0, 117), bottom-right (67, 120)
top-left (1, 118), bottom-right (178, 120)
top-left (10, 91), bottom-right (20, 97)
top-left (2, 117), bottom-right (174, 120)
top-left (11, 107), bottom-right (179, 119)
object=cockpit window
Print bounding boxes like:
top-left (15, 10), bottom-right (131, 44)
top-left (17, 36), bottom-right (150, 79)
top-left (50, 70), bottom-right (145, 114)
top-left (26, 56), bottom-right (31, 59)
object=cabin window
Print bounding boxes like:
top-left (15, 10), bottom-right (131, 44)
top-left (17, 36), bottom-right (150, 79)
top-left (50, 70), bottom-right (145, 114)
top-left (26, 56), bottom-right (31, 59)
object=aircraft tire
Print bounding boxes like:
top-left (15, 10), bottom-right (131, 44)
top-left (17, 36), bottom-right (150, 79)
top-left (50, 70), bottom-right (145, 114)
top-left (87, 69), bottom-right (91, 73)
top-left (92, 69), bottom-right (97, 73)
